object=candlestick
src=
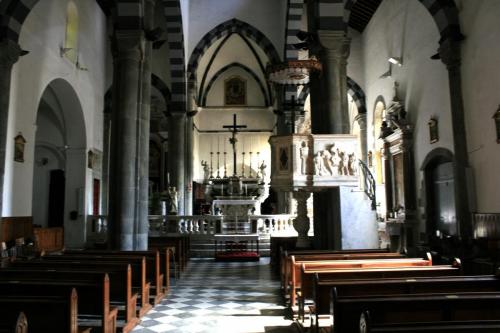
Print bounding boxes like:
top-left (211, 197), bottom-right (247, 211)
top-left (210, 152), bottom-right (214, 179)
top-left (217, 136), bottom-right (220, 152)
top-left (241, 152), bottom-right (246, 177)
top-left (249, 152), bottom-right (253, 178)
top-left (216, 151), bottom-right (220, 178)
top-left (223, 152), bottom-right (227, 178)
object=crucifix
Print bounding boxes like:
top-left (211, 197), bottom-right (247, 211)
top-left (223, 114), bottom-right (247, 176)
top-left (283, 95), bottom-right (304, 134)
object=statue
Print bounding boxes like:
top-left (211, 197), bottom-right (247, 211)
top-left (168, 186), bottom-right (178, 214)
top-left (348, 153), bottom-right (357, 176)
top-left (337, 149), bottom-right (348, 175)
top-left (328, 146), bottom-right (340, 176)
top-left (299, 141), bottom-right (309, 175)
top-left (259, 160), bottom-right (267, 182)
top-left (201, 160), bottom-right (209, 181)
top-left (314, 151), bottom-right (326, 176)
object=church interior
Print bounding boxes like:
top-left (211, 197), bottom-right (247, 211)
top-left (1, 0), bottom-right (500, 332)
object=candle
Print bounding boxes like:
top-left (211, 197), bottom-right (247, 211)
top-left (221, 183), bottom-right (224, 194)
top-left (224, 135), bottom-right (226, 152)
top-left (167, 172), bottom-right (170, 185)
top-left (217, 136), bottom-right (220, 152)
top-left (245, 184), bottom-right (247, 196)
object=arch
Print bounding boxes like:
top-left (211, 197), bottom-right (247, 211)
top-left (201, 63), bottom-right (269, 107)
top-left (420, 147), bottom-right (454, 171)
top-left (33, 78), bottom-right (87, 246)
top-left (344, 0), bottom-right (462, 42)
top-left (162, 0), bottom-right (186, 114)
top-left (187, 18), bottom-right (281, 77)
top-left (297, 76), bottom-right (366, 114)
top-left (151, 74), bottom-right (172, 106)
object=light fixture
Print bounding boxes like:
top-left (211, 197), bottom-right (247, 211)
top-left (493, 105), bottom-right (500, 144)
top-left (379, 68), bottom-right (392, 79)
top-left (388, 57), bottom-right (403, 66)
top-left (430, 52), bottom-right (440, 60)
top-left (267, 58), bottom-right (322, 85)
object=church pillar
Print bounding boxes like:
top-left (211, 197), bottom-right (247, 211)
top-left (355, 113), bottom-right (368, 163)
top-left (168, 113), bottom-right (186, 215)
top-left (438, 39), bottom-right (472, 240)
top-left (184, 114), bottom-right (194, 215)
top-left (108, 30), bottom-right (145, 250)
top-left (136, 0), bottom-right (156, 250)
top-left (310, 31), bottom-right (351, 250)
top-left (0, 40), bottom-right (22, 219)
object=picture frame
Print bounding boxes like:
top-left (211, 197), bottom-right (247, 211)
top-left (224, 76), bottom-right (246, 106)
top-left (14, 133), bottom-right (26, 163)
top-left (428, 118), bottom-right (439, 144)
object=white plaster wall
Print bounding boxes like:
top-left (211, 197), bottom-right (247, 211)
top-left (184, 0), bottom-right (287, 62)
top-left (205, 67), bottom-right (266, 107)
top-left (459, 0), bottom-right (500, 213)
top-left (152, 1), bottom-right (172, 90)
top-left (347, 28), bottom-right (364, 90)
top-left (362, 0), bottom-right (452, 223)
top-left (5, 0), bottom-right (106, 232)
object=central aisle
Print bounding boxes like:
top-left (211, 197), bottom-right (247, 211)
top-left (133, 258), bottom-right (299, 333)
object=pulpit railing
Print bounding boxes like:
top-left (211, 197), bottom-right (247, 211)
top-left (358, 159), bottom-right (377, 210)
top-left (148, 214), bottom-right (298, 236)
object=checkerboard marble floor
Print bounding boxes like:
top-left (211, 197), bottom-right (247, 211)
top-left (132, 258), bottom-right (299, 333)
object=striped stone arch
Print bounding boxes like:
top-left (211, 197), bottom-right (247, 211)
top-left (187, 18), bottom-right (281, 78)
top-left (151, 73), bottom-right (172, 106)
top-left (162, 0), bottom-right (186, 114)
top-left (297, 76), bottom-right (366, 114)
top-left (200, 62), bottom-right (270, 107)
top-left (343, 0), bottom-right (463, 42)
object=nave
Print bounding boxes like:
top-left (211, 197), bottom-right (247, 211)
top-left (133, 259), bottom-right (298, 333)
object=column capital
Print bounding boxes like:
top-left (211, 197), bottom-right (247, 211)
top-left (0, 39), bottom-right (23, 69)
top-left (354, 113), bottom-right (367, 126)
top-left (438, 38), bottom-right (461, 70)
top-left (112, 30), bottom-right (145, 62)
top-left (317, 30), bottom-right (351, 60)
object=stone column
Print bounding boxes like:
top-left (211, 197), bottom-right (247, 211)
top-left (310, 31), bottom-right (351, 250)
top-left (355, 113), bottom-right (368, 163)
top-left (293, 191), bottom-right (311, 248)
top-left (0, 40), bottom-right (22, 220)
top-left (438, 39), bottom-right (472, 240)
top-left (136, 0), bottom-right (155, 250)
top-left (184, 114), bottom-right (194, 215)
top-left (168, 113), bottom-right (186, 215)
top-left (109, 30), bottom-right (145, 250)
top-left (311, 31), bottom-right (351, 134)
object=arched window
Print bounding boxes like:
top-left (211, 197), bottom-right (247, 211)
top-left (64, 1), bottom-right (79, 63)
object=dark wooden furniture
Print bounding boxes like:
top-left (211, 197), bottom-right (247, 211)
top-left (0, 312), bottom-right (28, 333)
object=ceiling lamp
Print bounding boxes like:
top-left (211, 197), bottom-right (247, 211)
top-left (267, 58), bottom-right (322, 85)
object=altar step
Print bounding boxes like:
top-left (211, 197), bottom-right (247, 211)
top-left (189, 233), bottom-right (271, 258)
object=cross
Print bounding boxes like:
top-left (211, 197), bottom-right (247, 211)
top-left (223, 114), bottom-right (247, 176)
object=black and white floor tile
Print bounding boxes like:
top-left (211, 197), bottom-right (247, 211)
top-left (132, 258), bottom-right (299, 333)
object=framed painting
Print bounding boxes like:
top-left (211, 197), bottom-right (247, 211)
top-left (224, 76), bottom-right (246, 106)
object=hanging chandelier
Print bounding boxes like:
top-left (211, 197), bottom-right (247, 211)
top-left (267, 58), bottom-right (322, 85)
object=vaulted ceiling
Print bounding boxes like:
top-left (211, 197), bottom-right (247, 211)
top-left (348, 0), bottom-right (383, 32)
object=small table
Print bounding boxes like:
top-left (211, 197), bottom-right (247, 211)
top-left (214, 234), bottom-right (260, 261)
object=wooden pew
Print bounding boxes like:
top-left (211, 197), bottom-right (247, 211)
top-left (280, 248), bottom-right (392, 286)
top-left (7, 260), bottom-right (138, 331)
top-left (361, 317), bottom-right (500, 332)
top-left (149, 235), bottom-right (189, 272)
top-left (0, 312), bottom-right (28, 333)
top-left (41, 254), bottom-right (153, 316)
top-left (284, 251), bottom-right (405, 295)
top-left (0, 271), bottom-right (117, 333)
top-left (290, 254), bottom-right (433, 306)
top-left (62, 249), bottom-right (170, 304)
top-left (0, 288), bottom-right (92, 333)
top-left (314, 272), bottom-right (500, 332)
top-left (336, 291), bottom-right (500, 333)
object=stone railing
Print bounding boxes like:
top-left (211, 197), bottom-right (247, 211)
top-left (148, 214), bottom-right (299, 236)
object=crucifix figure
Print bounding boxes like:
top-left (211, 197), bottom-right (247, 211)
top-left (223, 114), bottom-right (247, 176)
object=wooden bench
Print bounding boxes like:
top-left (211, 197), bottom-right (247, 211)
top-left (361, 317), bottom-right (500, 332)
top-left (7, 260), bottom-right (138, 331)
top-left (62, 249), bottom-right (170, 304)
top-left (149, 235), bottom-right (189, 272)
top-left (290, 254), bottom-right (433, 306)
top-left (338, 291), bottom-right (500, 333)
top-left (0, 312), bottom-right (27, 333)
top-left (284, 252), bottom-right (405, 296)
top-left (41, 254), bottom-right (153, 316)
top-left (0, 288), bottom-right (93, 333)
top-left (314, 271), bottom-right (499, 333)
top-left (0, 270), bottom-right (117, 333)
